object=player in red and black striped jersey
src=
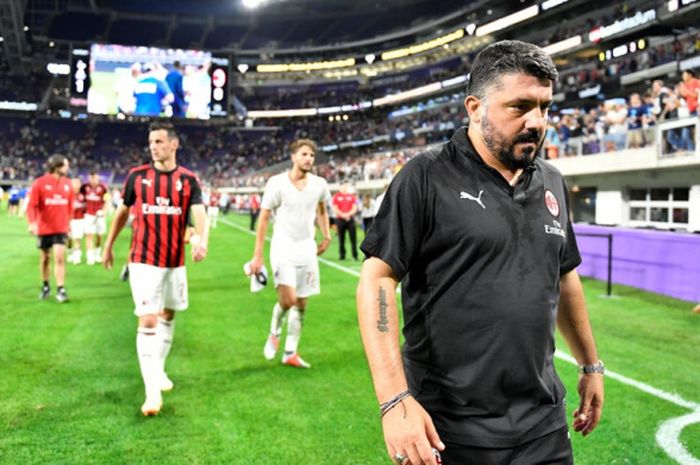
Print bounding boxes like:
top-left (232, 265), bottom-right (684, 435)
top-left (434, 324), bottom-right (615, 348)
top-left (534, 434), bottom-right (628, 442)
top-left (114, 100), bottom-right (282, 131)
top-left (68, 178), bottom-right (87, 265)
top-left (81, 171), bottom-right (108, 265)
top-left (207, 188), bottom-right (221, 229)
top-left (102, 121), bottom-right (209, 416)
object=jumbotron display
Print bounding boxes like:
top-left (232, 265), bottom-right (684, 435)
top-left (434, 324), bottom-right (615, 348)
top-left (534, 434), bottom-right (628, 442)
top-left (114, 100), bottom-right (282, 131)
top-left (85, 44), bottom-right (228, 119)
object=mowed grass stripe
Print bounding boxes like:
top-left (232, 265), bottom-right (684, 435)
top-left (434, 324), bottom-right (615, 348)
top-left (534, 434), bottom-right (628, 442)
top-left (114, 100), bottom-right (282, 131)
top-left (0, 213), bottom-right (698, 464)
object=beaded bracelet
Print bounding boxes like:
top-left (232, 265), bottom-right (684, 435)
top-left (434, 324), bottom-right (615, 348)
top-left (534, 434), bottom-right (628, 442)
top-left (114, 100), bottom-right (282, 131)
top-left (380, 389), bottom-right (411, 418)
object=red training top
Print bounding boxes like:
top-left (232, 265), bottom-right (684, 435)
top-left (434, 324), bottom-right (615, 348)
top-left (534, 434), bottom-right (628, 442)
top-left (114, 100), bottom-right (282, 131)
top-left (332, 192), bottom-right (357, 215)
top-left (27, 174), bottom-right (73, 235)
top-left (72, 192), bottom-right (87, 220)
top-left (81, 182), bottom-right (108, 215)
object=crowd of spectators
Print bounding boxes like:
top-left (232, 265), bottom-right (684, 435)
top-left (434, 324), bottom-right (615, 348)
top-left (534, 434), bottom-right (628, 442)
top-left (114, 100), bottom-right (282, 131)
top-left (545, 70), bottom-right (699, 158)
top-left (2, 64), bottom-right (698, 189)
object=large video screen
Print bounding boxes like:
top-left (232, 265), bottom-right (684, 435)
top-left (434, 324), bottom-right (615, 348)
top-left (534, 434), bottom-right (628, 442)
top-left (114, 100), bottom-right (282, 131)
top-left (87, 44), bottom-right (227, 119)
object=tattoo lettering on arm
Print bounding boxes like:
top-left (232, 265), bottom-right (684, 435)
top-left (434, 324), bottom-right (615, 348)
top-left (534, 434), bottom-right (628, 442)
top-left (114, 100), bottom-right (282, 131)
top-left (377, 286), bottom-right (389, 332)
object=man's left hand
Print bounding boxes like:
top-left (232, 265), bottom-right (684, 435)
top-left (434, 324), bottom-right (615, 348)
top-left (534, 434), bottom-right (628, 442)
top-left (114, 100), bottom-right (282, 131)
top-left (191, 243), bottom-right (208, 262)
top-left (573, 373), bottom-right (604, 436)
top-left (317, 237), bottom-right (331, 256)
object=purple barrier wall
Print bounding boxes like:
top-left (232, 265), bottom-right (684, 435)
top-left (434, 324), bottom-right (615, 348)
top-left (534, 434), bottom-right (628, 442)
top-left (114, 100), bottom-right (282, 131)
top-left (573, 224), bottom-right (700, 303)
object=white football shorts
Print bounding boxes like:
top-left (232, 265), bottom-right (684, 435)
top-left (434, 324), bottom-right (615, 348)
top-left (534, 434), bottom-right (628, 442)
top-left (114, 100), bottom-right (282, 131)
top-left (70, 218), bottom-right (85, 240)
top-left (270, 255), bottom-right (320, 298)
top-left (84, 213), bottom-right (106, 235)
top-left (128, 263), bottom-right (188, 316)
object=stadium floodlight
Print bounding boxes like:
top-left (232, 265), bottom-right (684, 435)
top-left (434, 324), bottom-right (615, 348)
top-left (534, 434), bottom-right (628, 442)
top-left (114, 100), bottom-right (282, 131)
top-left (0, 36), bottom-right (4, 42)
top-left (541, 35), bottom-right (582, 56)
top-left (381, 29), bottom-right (464, 61)
top-left (242, 0), bottom-right (265, 8)
top-left (475, 5), bottom-right (539, 37)
top-left (256, 58), bottom-right (355, 73)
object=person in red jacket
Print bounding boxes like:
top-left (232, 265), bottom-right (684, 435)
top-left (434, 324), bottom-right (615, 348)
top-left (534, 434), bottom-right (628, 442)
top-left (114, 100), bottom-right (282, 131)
top-left (27, 154), bottom-right (73, 303)
top-left (331, 182), bottom-right (359, 260)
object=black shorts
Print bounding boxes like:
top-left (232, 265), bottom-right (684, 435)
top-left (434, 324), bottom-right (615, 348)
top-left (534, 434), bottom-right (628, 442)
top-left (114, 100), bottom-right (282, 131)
top-left (440, 426), bottom-right (573, 465)
top-left (37, 233), bottom-right (68, 250)
top-left (8, 199), bottom-right (19, 206)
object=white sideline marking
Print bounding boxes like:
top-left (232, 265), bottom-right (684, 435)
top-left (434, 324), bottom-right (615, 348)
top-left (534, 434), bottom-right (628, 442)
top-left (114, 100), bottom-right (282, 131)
top-left (657, 412), bottom-right (700, 465)
top-left (555, 351), bottom-right (700, 410)
top-left (221, 217), bottom-right (361, 276)
top-left (222, 216), bottom-right (700, 464)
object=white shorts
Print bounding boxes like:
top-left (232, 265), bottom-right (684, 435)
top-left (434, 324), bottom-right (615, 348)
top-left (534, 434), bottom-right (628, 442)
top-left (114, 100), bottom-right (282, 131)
top-left (70, 219), bottom-right (85, 240)
top-left (84, 213), bottom-right (106, 235)
top-left (207, 206), bottom-right (220, 216)
top-left (270, 256), bottom-right (320, 298)
top-left (128, 263), bottom-right (188, 316)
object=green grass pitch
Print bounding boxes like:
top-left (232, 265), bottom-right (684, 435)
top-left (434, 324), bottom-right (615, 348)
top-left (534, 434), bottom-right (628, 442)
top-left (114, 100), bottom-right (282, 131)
top-left (0, 212), bottom-right (698, 464)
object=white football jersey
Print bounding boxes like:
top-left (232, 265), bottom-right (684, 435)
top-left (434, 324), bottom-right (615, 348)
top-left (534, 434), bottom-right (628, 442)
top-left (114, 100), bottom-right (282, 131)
top-left (262, 171), bottom-right (330, 265)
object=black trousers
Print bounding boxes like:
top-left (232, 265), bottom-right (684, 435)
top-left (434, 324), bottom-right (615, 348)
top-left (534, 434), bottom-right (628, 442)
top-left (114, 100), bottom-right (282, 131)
top-left (336, 218), bottom-right (357, 260)
top-left (250, 210), bottom-right (259, 231)
top-left (440, 426), bottom-right (573, 465)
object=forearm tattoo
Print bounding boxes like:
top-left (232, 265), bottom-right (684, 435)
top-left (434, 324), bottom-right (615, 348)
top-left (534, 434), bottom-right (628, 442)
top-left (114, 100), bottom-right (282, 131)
top-left (376, 286), bottom-right (389, 332)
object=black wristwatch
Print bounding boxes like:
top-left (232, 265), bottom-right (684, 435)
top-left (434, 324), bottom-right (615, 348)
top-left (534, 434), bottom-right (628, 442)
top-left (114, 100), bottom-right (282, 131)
top-left (579, 360), bottom-right (605, 375)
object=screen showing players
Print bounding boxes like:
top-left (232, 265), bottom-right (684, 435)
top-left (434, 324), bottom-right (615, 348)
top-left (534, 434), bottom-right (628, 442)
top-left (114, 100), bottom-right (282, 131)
top-left (88, 44), bottom-right (220, 119)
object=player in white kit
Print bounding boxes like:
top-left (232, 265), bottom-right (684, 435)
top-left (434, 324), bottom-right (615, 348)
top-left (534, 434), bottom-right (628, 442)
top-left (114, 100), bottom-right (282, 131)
top-left (248, 139), bottom-right (331, 368)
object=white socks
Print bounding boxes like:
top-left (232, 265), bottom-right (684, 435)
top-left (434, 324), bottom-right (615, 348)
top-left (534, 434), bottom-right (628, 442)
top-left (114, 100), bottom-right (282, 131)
top-left (269, 302), bottom-right (287, 337)
top-left (156, 318), bottom-right (175, 374)
top-left (284, 307), bottom-right (304, 354)
top-left (136, 327), bottom-right (161, 399)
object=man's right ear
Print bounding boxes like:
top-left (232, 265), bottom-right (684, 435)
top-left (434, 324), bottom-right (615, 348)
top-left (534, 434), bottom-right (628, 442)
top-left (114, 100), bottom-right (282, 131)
top-left (464, 95), bottom-right (481, 124)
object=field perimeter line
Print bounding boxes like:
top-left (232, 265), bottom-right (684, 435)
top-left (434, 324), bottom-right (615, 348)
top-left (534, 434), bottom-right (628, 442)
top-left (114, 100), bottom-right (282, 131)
top-left (221, 215), bottom-right (700, 465)
top-left (220, 217), bottom-right (360, 277)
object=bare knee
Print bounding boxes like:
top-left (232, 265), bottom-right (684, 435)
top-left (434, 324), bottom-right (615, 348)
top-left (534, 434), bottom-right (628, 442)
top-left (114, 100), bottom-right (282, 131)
top-left (159, 309), bottom-right (175, 321)
top-left (277, 286), bottom-right (297, 310)
top-left (139, 314), bottom-right (158, 329)
top-left (280, 295), bottom-right (296, 310)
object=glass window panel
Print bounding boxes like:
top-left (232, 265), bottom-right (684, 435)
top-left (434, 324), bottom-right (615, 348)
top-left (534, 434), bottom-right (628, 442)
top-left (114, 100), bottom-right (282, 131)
top-left (672, 208), bottom-right (689, 224)
top-left (650, 188), bottom-right (670, 201)
top-left (629, 189), bottom-right (647, 201)
top-left (673, 188), bottom-right (689, 201)
top-left (650, 207), bottom-right (669, 222)
top-left (630, 207), bottom-right (647, 221)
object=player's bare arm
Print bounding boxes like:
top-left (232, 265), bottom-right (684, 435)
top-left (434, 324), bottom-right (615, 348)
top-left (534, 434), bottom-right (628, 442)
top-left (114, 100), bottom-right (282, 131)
top-left (356, 257), bottom-right (444, 465)
top-left (102, 203), bottom-right (130, 270)
top-left (189, 204), bottom-right (209, 262)
top-left (557, 269), bottom-right (604, 437)
top-left (316, 201), bottom-right (331, 255)
top-left (250, 208), bottom-right (272, 274)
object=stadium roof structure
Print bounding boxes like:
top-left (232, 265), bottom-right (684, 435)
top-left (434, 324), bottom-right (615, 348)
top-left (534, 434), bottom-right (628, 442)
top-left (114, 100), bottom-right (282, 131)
top-left (23, 0), bottom-right (503, 52)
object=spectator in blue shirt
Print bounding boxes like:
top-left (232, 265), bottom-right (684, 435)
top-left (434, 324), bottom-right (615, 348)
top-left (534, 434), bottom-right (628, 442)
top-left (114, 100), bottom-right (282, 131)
top-left (627, 93), bottom-right (652, 148)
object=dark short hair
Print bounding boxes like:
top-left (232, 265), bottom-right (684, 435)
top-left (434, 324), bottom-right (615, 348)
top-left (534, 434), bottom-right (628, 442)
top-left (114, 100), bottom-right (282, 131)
top-left (89, 169), bottom-right (99, 175)
top-left (289, 138), bottom-right (317, 155)
top-left (467, 40), bottom-right (559, 100)
top-left (683, 69), bottom-right (697, 78)
top-left (46, 154), bottom-right (67, 173)
top-left (148, 121), bottom-right (178, 140)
